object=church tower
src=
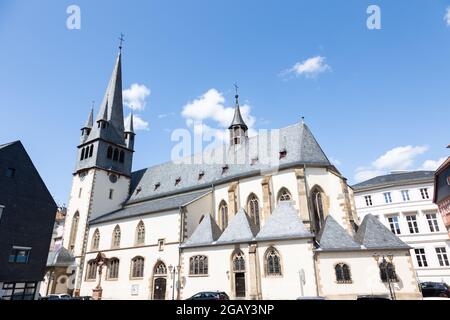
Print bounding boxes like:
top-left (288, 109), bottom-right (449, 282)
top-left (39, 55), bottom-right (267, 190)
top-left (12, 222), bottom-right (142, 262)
top-left (229, 90), bottom-right (248, 146)
top-left (63, 45), bottom-right (135, 295)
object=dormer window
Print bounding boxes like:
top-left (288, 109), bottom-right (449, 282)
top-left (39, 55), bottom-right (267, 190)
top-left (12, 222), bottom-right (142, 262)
top-left (222, 165), bottom-right (229, 175)
top-left (251, 157), bottom-right (259, 166)
top-left (279, 149), bottom-right (287, 159)
top-left (175, 177), bottom-right (181, 186)
top-left (198, 171), bottom-right (205, 181)
top-left (136, 186), bottom-right (142, 195)
top-left (154, 183), bottom-right (160, 191)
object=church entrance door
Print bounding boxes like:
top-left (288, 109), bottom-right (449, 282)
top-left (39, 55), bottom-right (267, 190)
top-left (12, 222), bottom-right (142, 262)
top-left (235, 273), bottom-right (246, 298)
top-left (153, 277), bottom-right (166, 300)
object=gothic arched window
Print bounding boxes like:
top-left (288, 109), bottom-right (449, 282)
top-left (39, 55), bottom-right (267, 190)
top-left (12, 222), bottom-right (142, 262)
top-left (107, 146), bottom-right (113, 159)
top-left (80, 148), bottom-right (85, 161)
top-left (107, 258), bottom-right (120, 280)
top-left (91, 229), bottom-right (100, 250)
top-left (265, 247), bottom-right (282, 276)
top-left (154, 261), bottom-right (167, 275)
top-left (379, 261), bottom-right (398, 283)
top-left (86, 260), bottom-right (97, 280)
top-left (119, 150), bottom-right (125, 163)
top-left (232, 251), bottom-right (246, 272)
top-left (135, 221), bottom-right (145, 245)
top-left (311, 186), bottom-right (325, 233)
top-left (68, 212), bottom-right (79, 251)
top-left (247, 194), bottom-right (261, 228)
top-left (89, 145), bottom-right (94, 158)
top-left (189, 256), bottom-right (208, 275)
top-left (113, 148), bottom-right (119, 161)
top-left (335, 263), bottom-right (352, 283)
top-left (131, 256), bottom-right (145, 278)
top-left (277, 188), bottom-right (292, 203)
top-left (112, 225), bottom-right (121, 248)
top-left (219, 201), bottom-right (228, 230)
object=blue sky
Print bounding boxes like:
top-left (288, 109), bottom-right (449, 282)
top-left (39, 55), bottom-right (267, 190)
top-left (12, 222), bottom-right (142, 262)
top-left (0, 0), bottom-right (449, 205)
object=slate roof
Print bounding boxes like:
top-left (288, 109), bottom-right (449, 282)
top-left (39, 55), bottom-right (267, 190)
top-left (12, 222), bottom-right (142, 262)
top-left (352, 171), bottom-right (434, 191)
top-left (216, 208), bottom-right (259, 244)
top-left (229, 96), bottom-right (248, 130)
top-left (256, 201), bottom-right (313, 241)
top-left (316, 215), bottom-right (361, 251)
top-left (90, 189), bottom-right (211, 224)
top-left (46, 247), bottom-right (75, 267)
top-left (355, 214), bottom-right (410, 250)
top-left (127, 122), bottom-right (331, 205)
top-left (181, 214), bottom-right (223, 248)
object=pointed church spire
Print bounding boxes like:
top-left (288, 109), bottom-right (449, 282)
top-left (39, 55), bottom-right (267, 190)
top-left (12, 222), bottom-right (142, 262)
top-left (95, 49), bottom-right (124, 134)
top-left (83, 106), bottom-right (94, 129)
top-left (229, 84), bottom-right (248, 146)
top-left (229, 84), bottom-right (248, 131)
top-left (125, 112), bottom-right (134, 133)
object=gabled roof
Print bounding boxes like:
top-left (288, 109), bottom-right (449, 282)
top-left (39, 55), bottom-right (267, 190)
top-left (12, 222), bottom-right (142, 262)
top-left (90, 190), bottom-right (211, 224)
top-left (355, 214), bottom-right (410, 250)
top-left (182, 214), bottom-right (223, 248)
top-left (127, 122), bottom-right (331, 204)
top-left (352, 171), bottom-right (434, 191)
top-left (216, 208), bottom-right (259, 244)
top-left (256, 201), bottom-right (312, 241)
top-left (316, 215), bottom-right (361, 251)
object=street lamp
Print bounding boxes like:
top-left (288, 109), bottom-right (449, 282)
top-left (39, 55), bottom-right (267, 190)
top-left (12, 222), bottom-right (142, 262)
top-left (168, 264), bottom-right (181, 300)
top-left (373, 253), bottom-right (396, 300)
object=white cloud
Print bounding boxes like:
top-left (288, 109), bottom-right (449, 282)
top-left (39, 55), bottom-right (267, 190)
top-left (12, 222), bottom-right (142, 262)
top-left (353, 145), bottom-right (430, 183)
top-left (125, 114), bottom-right (149, 131)
top-left (445, 7), bottom-right (450, 26)
top-left (123, 83), bottom-right (151, 111)
top-left (158, 112), bottom-right (175, 119)
top-left (181, 88), bottom-right (256, 132)
top-left (372, 145), bottom-right (428, 170)
top-left (420, 157), bottom-right (446, 171)
top-left (282, 56), bottom-right (330, 78)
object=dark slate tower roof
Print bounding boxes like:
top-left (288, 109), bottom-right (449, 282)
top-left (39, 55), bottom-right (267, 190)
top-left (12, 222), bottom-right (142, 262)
top-left (316, 215), bottom-right (361, 251)
top-left (125, 112), bottom-right (135, 133)
top-left (229, 94), bottom-right (248, 131)
top-left (355, 214), bottom-right (410, 250)
top-left (182, 214), bottom-right (223, 248)
top-left (83, 108), bottom-right (94, 129)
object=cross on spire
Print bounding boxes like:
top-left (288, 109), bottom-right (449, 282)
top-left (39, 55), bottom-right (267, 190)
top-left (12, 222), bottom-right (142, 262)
top-left (118, 33), bottom-right (125, 52)
top-left (234, 83), bottom-right (239, 97)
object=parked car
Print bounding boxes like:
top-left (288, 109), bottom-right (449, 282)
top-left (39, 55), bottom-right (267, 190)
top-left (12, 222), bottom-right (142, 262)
top-left (43, 294), bottom-right (72, 300)
top-left (356, 295), bottom-right (391, 300)
top-left (420, 282), bottom-right (450, 298)
top-left (71, 296), bottom-right (94, 301)
top-left (187, 291), bottom-right (230, 300)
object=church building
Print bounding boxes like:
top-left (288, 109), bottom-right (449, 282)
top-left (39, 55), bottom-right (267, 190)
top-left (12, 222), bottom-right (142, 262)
top-left (62, 47), bottom-right (422, 300)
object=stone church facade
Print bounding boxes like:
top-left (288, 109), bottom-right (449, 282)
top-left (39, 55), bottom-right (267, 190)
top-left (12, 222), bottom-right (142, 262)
top-left (62, 48), bottom-right (421, 300)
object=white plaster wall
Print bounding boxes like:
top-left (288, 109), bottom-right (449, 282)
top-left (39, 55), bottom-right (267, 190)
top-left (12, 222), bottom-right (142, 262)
top-left (305, 167), bottom-right (348, 227)
top-left (317, 250), bottom-right (421, 299)
top-left (180, 245), bottom-right (240, 300)
top-left (184, 193), bottom-right (213, 240)
top-left (258, 240), bottom-right (317, 299)
top-left (271, 170), bottom-right (299, 211)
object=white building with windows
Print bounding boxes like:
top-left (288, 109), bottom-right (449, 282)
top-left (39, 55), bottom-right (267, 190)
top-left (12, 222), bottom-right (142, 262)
top-left (61, 47), bottom-right (422, 300)
top-left (353, 171), bottom-right (450, 284)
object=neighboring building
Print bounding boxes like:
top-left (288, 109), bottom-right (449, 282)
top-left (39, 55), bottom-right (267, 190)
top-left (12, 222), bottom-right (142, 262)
top-left (0, 141), bottom-right (57, 300)
top-left (353, 171), bottom-right (450, 284)
top-left (39, 206), bottom-right (77, 297)
top-left (434, 157), bottom-right (450, 238)
top-left (62, 47), bottom-right (421, 300)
